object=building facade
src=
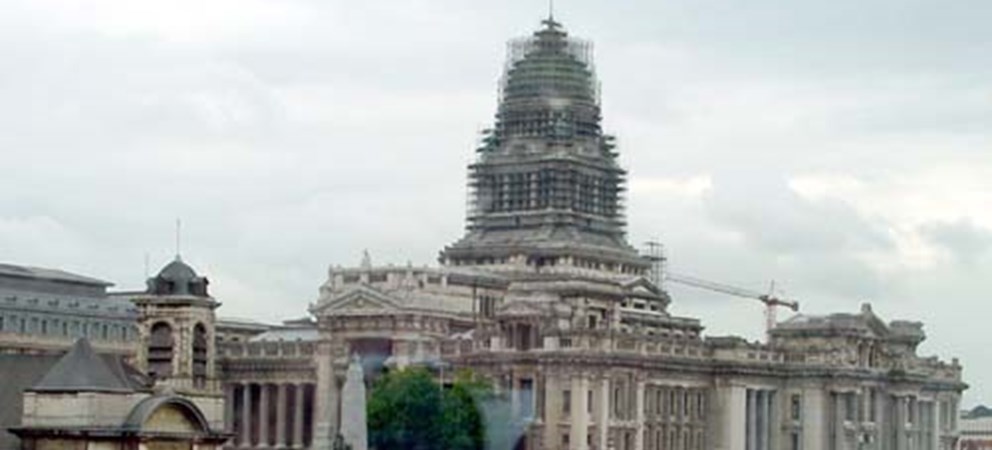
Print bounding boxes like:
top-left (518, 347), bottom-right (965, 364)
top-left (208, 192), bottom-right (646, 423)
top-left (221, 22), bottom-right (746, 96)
top-left (3, 16), bottom-right (967, 450)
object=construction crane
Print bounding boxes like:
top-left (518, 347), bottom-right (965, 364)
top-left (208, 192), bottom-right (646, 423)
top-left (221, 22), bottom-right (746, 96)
top-left (643, 241), bottom-right (800, 340)
top-left (665, 272), bottom-right (800, 341)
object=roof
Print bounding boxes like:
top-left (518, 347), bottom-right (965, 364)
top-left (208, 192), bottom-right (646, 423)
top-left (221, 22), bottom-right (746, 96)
top-left (157, 257), bottom-right (198, 282)
top-left (0, 353), bottom-right (62, 449)
top-left (31, 338), bottom-right (140, 393)
top-left (145, 256), bottom-right (210, 298)
top-left (0, 262), bottom-right (112, 287)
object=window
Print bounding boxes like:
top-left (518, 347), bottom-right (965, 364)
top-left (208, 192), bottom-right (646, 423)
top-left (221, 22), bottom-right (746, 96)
top-left (562, 389), bottom-right (571, 415)
top-left (868, 389), bottom-right (877, 423)
top-left (790, 432), bottom-right (800, 450)
top-left (148, 322), bottom-right (174, 378)
top-left (791, 394), bottom-right (802, 421)
top-left (845, 393), bottom-right (856, 421)
top-left (192, 323), bottom-right (209, 387)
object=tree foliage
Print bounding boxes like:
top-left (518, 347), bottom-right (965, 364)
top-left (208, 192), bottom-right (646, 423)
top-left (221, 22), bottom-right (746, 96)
top-left (368, 368), bottom-right (490, 450)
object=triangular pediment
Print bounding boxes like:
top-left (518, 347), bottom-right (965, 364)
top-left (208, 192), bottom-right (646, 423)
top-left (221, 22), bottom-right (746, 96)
top-left (311, 285), bottom-right (402, 316)
top-left (623, 277), bottom-right (663, 297)
top-left (498, 299), bottom-right (548, 317)
top-left (862, 312), bottom-right (891, 337)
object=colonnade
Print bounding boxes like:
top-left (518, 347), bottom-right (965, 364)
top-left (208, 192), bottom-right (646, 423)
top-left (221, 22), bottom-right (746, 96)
top-left (225, 382), bottom-right (316, 449)
top-left (745, 389), bottom-right (775, 450)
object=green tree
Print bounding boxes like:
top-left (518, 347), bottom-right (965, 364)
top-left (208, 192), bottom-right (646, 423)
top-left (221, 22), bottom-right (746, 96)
top-left (441, 370), bottom-right (490, 450)
top-left (368, 368), bottom-right (443, 450)
top-left (367, 368), bottom-right (491, 450)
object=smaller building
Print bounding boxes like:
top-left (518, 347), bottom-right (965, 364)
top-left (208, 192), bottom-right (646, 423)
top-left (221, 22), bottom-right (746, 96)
top-left (959, 407), bottom-right (992, 450)
top-left (0, 262), bottom-right (138, 356)
top-left (10, 338), bottom-right (228, 450)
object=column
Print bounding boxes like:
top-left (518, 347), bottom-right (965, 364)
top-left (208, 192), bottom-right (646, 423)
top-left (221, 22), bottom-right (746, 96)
top-left (225, 384), bottom-right (235, 434)
top-left (759, 391), bottom-right (770, 450)
top-left (510, 373), bottom-right (520, 420)
top-left (294, 383), bottom-right (305, 449)
top-left (596, 377), bottom-right (610, 450)
top-left (243, 383), bottom-right (252, 447)
top-left (747, 390), bottom-right (757, 450)
top-left (634, 380), bottom-right (645, 450)
top-left (276, 384), bottom-right (287, 448)
top-left (570, 375), bottom-right (590, 450)
top-left (259, 383), bottom-right (270, 447)
top-left (711, 382), bottom-right (746, 450)
top-left (543, 373), bottom-right (561, 450)
top-left (833, 393), bottom-right (846, 450)
top-left (312, 340), bottom-right (337, 449)
top-left (802, 389), bottom-right (826, 450)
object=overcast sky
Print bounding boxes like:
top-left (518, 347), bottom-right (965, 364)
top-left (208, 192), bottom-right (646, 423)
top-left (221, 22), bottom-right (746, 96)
top-left (1, 0), bottom-right (990, 405)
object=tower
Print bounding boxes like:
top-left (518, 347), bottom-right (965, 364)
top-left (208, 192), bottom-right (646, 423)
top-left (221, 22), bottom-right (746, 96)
top-left (441, 18), bottom-right (650, 277)
top-left (132, 255), bottom-right (219, 394)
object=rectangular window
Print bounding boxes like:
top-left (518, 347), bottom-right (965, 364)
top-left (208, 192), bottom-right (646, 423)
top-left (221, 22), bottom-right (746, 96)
top-left (869, 389), bottom-right (877, 423)
top-left (791, 394), bottom-right (802, 421)
top-left (519, 379), bottom-right (534, 419)
top-left (845, 393), bottom-right (856, 422)
top-left (790, 432), bottom-right (801, 450)
top-left (563, 389), bottom-right (571, 415)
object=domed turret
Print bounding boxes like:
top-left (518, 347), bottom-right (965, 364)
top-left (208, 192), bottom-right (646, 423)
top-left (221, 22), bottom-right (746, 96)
top-left (146, 256), bottom-right (209, 297)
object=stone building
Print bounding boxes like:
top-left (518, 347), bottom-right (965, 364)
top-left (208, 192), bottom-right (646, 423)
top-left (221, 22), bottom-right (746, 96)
top-left (10, 338), bottom-right (228, 450)
top-left (3, 15), bottom-right (968, 450)
top-left (0, 263), bottom-right (138, 356)
top-left (212, 16), bottom-right (966, 450)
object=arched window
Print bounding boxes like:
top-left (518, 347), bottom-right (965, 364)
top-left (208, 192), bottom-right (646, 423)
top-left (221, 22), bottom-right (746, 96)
top-left (192, 323), bottom-right (208, 388)
top-left (148, 322), bottom-right (174, 378)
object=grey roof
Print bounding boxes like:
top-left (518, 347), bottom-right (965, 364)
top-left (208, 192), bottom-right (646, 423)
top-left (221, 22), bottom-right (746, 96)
top-left (0, 354), bottom-right (61, 449)
top-left (145, 256), bottom-right (211, 297)
top-left (31, 338), bottom-right (137, 393)
top-left (158, 257), bottom-right (198, 281)
top-left (0, 263), bottom-right (112, 287)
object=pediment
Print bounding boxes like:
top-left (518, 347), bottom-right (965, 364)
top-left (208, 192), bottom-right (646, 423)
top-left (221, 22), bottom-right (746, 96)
top-left (311, 285), bottom-right (402, 316)
top-left (498, 299), bottom-right (548, 317)
top-left (623, 277), bottom-right (663, 297)
top-left (862, 312), bottom-right (891, 337)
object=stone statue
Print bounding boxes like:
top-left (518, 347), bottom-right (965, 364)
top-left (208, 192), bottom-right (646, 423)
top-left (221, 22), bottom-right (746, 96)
top-left (340, 354), bottom-right (368, 450)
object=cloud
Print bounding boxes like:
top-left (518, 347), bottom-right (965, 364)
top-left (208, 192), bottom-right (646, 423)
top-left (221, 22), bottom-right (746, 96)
top-left (919, 220), bottom-right (992, 266)
top-left (1, 0), bottom-right (990, 405)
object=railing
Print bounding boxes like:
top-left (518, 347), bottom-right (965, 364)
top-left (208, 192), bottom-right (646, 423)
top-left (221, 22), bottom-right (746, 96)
top-left (218, 341), bottom-right (316, 359)
top-left (436, 333), bottom-right (960, 382)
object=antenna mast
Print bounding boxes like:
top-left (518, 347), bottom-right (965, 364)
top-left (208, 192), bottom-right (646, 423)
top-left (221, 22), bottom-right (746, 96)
top-left (175, 218), bottom-right (182, 258)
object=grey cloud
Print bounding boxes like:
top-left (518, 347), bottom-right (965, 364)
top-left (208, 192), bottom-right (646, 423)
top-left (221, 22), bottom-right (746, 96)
top-left (1, 0), bottom-right (990, 404)
top-left (920, 219), bottom-right (992, 265)
top-left (703, 174), bottom-right (893, 255)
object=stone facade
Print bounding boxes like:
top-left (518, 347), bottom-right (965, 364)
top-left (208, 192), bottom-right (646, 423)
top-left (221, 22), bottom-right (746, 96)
top-left (2, 15), bottom-right (969, 450)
